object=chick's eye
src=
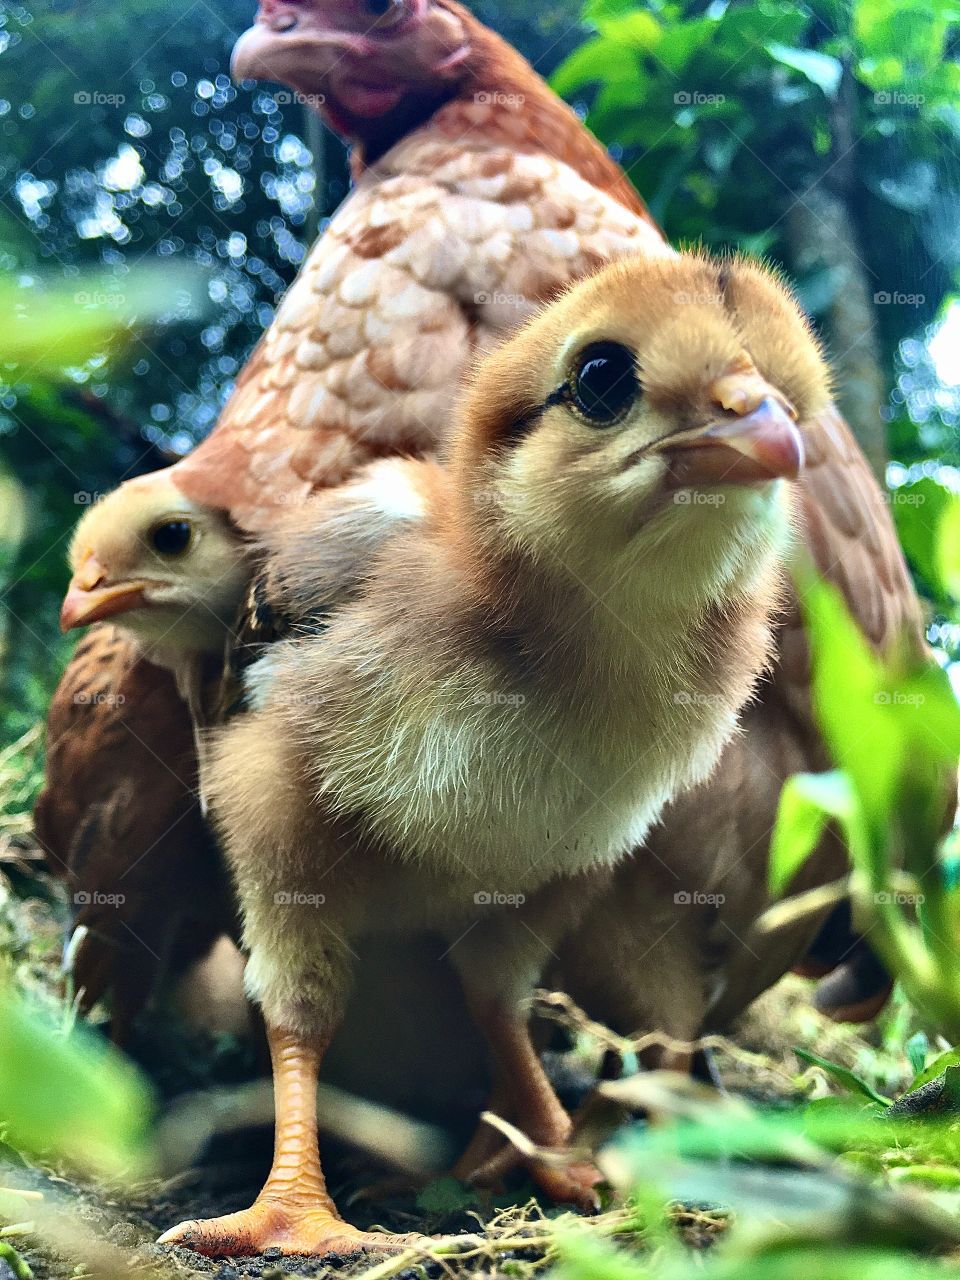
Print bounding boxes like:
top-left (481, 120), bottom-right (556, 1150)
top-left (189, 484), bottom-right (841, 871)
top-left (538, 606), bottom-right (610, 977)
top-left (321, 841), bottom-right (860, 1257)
top-left (150, 520), bottom-right (192, 556)
top-left (570, 341), bottom-right (640, 426)
top-left (361, 0), bottom-right (406, 26)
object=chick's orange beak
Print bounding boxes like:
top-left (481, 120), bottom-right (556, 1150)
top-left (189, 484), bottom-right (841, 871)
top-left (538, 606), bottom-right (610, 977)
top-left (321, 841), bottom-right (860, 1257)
top-left (60, 554), bottom-right (148, 632)
top-left (660, 359), bottom-right (805, 488)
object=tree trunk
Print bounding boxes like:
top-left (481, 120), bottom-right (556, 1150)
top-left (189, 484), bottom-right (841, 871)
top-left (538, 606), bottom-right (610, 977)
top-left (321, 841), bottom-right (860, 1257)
top-left (787, 190), bottom-right (888, 480)
top-left (786, 64), bottom-right (887, 480)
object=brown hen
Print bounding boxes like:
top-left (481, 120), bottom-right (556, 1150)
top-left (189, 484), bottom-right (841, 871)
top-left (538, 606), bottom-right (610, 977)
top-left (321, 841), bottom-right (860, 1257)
top-left (38, 0), bottom-right (913, 1083)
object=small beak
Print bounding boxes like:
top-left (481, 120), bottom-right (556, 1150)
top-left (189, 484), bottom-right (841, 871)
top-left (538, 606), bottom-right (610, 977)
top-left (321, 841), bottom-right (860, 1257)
top-left (231, 20), bottom-right (290, 82)
top-left (658, 382), bottom-right (804, 489)
top-left (60, 555), bottom-right (149, 632)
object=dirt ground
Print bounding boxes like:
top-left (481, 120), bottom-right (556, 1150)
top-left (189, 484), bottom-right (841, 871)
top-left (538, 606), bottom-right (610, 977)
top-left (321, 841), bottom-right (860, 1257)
top-left (0, 852), bottom-right (917, 1280)
top-left (1, 970), bottom-right (908, 1280)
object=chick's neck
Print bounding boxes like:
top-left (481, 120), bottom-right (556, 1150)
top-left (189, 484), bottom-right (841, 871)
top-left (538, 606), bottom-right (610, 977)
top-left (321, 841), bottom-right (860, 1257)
top-left (432, 485), bottom-right (755, 715)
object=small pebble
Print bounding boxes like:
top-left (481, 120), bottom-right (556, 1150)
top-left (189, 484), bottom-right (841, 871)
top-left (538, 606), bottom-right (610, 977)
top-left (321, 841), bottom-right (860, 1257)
top-left (108, 1222), bottom-right (138, 1246)
top-left (262, 1248), bottom-right (283, 1262)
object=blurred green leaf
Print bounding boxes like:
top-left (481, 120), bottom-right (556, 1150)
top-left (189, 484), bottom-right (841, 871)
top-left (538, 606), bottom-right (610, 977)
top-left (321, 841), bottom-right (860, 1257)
top-left (794, 1048), bottom-right (892, 1107)
top-left (0, 1243), bottom-right (32, 1280)
top-left (854, 0), bottom-right (951, 79)
top-left (936, 494), bottom-right (960, 601)
top-left (910, 1047), bottom-right (960, 1091)
top-left (1, 266), bottom-right (208, 373)
top-left (892, 479), bottom-right (954, 603)
top-left (0, 980), bottom-right (154, 1177)
top-left (798, 577), bottom-right (902, 856)
top-left (770, 771), bottom-right (863, 896)
top-left (906, 1031), bottom-right (929, 1077)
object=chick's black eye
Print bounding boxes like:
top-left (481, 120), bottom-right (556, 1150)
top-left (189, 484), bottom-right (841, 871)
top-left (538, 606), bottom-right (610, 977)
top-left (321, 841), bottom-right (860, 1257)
top-left (570, 341), bottom-right (640, 426)
top-left (150, 520), bottom-right (192, 556)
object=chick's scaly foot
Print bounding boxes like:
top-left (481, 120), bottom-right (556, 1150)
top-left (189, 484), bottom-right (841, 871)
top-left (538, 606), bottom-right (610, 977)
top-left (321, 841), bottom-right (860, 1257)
top-left (469, 1146), bottom-right (602, 1213)
top-left (158, 1200), bottom-right (422, 1258)
top-left (528, 1160), bottom-right (603, 1213)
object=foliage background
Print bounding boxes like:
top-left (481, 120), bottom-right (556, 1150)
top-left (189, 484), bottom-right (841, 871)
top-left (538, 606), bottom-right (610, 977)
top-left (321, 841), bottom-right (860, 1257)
top-left (0, 0), bottom-right (957, 754)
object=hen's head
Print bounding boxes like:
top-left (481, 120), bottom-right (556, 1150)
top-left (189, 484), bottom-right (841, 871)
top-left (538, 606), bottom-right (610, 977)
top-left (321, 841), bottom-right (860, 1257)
top-left (232, 0), bottom-right (473, 142)
top-left (455, 251), bottom-right (830, 608)
top-left (61, 472), bottom-right (247, 659)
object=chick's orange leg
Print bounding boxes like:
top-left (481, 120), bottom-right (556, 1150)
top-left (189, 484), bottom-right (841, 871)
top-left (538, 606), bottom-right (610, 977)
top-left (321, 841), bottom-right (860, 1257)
top-left (159, 1025), bottom-right (416, 1257)
top-left (466, 1000), bottom-right (602, 1211)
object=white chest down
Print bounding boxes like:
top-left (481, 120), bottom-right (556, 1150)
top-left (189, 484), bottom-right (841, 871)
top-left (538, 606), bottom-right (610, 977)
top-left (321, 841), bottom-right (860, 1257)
top-left (312, 666), bottom-right (741, 893)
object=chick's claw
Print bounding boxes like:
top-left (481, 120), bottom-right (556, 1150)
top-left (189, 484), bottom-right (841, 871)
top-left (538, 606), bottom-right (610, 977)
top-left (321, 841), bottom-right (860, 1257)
top-left (468, 1146), bottom-right (603, 1213)
top-left (528, 1160), bottom-right (604, 1214)
top-left (157, 1203), bottom-right (422, 1258)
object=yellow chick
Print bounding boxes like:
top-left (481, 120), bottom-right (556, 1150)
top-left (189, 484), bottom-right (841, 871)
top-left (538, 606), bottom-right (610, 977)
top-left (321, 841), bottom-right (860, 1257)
top-left (61, 471), bottom-right (248, 673)
top-left (158, 250), bottom-right (829, 1258)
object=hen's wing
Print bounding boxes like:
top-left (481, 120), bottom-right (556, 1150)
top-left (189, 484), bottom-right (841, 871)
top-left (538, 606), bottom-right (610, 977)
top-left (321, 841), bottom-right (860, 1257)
top-left (777, 403), bottom-right (923, 721)
top-left (35, 626), bottom-right (233, 1041)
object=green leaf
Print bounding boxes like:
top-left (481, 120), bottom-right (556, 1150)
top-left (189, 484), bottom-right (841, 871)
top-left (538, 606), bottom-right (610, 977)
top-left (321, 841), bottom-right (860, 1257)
top-left (798, 576), bottom-right (903, 856)
top-left (553, 1228), bottom-right (654, 1280)
top-left (582, 0), bottom-right (640, 24)
top-left (0, 982), bottom-right (154, 1176)
top-left (854, 0), bottom-right (950, 78)
top-left (600, 10), bottom-right (662, 49)
top-left (550, 37), bottom-right (625, 97)
top-left (910, 1046), bottom-right (960, 1091)
top-left (892, 478), bottom-right (953, 601)
top-left (770, 771), bottom-right (862, 895)
top-left (889, 1164), bottom-right (960, 1188)
top-left (766, 43), bottom-right (843, 97)
top-left (0, 1243), bottom-right (33, 1280)
top-left (0, 265), bottom-right (207, 373)
top-left (415, 1176), bottom-right (477, 1215)
top-left (794, 1048), bottom-right (892, 1106)
top-left (906, 1031), bottom-right (929, 1077)
top-left (936, 494), bottom-right (960, 601)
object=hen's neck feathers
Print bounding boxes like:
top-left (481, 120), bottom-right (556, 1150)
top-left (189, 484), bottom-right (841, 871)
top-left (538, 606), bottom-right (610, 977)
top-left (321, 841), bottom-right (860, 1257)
top-left (351, 2), bottom-right (649, 221)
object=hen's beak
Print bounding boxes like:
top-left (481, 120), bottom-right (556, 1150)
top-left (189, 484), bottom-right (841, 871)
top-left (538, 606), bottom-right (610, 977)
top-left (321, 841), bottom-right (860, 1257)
top-left (658, 358), bottom-right (805, 487)
top-left (231, 12), bottom-right (302, 84)
top-left (60, 554), bottom-right (148, 632)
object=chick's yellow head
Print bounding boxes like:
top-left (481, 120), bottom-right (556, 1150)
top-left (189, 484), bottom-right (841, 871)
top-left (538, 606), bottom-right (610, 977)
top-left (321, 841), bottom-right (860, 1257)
top-left (455, 251), bottom-right (831, 604)
top-left (62, 470), bottom-right (247, 658)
